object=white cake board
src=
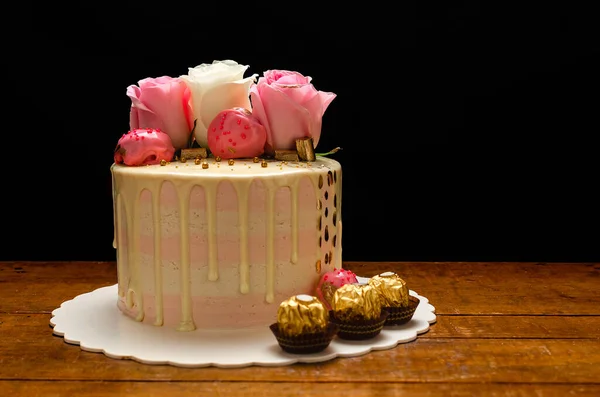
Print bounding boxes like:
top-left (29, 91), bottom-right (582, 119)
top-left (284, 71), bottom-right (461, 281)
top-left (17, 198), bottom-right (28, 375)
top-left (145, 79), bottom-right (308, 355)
top-left (50, 277), bottom-right (436, 368)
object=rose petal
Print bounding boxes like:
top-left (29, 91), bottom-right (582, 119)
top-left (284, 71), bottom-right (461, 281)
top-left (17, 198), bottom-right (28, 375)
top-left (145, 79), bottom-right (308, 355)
top-left (190, 77), bottom-right (255, 148)
top-left (259, 84), bottom-right (312, 152)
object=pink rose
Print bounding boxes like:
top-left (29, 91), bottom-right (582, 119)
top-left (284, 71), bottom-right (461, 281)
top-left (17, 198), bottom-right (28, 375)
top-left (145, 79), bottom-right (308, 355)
top-left (250, 70), bottom-right (336, 154)
top-left (127, 76), bottom-right (194, 149)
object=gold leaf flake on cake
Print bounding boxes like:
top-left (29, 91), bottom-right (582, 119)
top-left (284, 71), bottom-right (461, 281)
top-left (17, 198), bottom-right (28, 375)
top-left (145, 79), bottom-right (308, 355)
top-left (315, 259), bottom-right (321, 273)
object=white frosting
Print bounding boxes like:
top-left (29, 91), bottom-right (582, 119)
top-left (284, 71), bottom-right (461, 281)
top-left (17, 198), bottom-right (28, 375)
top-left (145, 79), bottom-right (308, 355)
top-left (112, 157), bottom-right (342, 330)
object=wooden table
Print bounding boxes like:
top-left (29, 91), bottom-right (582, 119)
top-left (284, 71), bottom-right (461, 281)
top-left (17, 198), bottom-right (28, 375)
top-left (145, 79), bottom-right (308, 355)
top-left (1, 261), bottom-right (599, 396)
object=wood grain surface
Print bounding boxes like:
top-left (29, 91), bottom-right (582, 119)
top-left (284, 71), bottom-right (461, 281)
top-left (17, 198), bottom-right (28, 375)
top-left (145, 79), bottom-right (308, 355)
top-left (1, 261), bottom-right (599, 396)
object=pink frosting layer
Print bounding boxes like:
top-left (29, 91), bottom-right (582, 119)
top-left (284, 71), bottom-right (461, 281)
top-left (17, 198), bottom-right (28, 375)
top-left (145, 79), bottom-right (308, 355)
top-left (113, 158), bottom-right (342, 330)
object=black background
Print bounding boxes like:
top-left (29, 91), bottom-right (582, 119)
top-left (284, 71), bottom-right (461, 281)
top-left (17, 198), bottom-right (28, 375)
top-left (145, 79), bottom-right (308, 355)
top-left (4, 3), bottom-right (599, 262)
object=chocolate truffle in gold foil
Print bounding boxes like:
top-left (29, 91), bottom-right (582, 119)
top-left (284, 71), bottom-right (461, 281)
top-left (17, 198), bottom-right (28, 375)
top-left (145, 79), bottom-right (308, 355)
top-left (276, 294), bottom-right (329, 337)
top-left (329, 284), bottom-right (388, 340)
top-left (331, 283), bottom-right (382, 322)
top-left (368, 271), bottom-right (410, 308)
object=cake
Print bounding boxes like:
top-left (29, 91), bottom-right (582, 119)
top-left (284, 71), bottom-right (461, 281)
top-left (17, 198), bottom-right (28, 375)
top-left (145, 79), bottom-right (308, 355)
top-left (111, 60), bottom-right (341, 331)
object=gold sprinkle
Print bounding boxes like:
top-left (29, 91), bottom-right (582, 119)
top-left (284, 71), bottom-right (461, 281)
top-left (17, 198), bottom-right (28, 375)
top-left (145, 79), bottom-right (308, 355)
top-left (180, 156), bottom-right (187, 163)
top-left (315, 259), bottom-right (321, 273)
top-left (160, 159), bottom-right (167, 166)
top-left (261, 160), bottom-right (268, 168)
top-left (202, 161), bottom-right (209, 169)
top-left (318, 175), bottom-right (323, 189)
top-left (228, 159), bottom-right (235, 165)
top-left (227, 147), bottom-right (236, 153)
top-left (253, 156), bottom-right (260, 163)
top-left (194, 158), bottom-right (201, 165)
top-left (215, 156), bottom-right (222, 162)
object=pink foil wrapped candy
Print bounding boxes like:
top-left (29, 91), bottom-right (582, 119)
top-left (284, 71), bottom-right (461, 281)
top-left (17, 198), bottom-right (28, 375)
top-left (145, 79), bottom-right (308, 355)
top-left (114, 128), bottom-right (175, 166)
top-left (206, 108), bottom-right (267, 159)
top-left (316, 268), bottom-right (359, 310)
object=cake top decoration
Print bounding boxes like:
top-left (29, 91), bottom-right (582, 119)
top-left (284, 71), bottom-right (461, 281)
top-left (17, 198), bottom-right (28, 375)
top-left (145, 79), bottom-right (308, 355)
top-left (115, 59), bottom-right (337, 166)
top-left (114, 128), bottom-right (175, 166)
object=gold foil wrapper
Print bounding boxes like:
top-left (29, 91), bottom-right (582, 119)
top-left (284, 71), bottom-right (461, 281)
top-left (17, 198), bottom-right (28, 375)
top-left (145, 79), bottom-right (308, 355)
top-left (277, 295), bottom-right (329, 337)
top-left (368, 272), bottom-right (410, 307)
top-left (332, 284), bottom-right (381, 322)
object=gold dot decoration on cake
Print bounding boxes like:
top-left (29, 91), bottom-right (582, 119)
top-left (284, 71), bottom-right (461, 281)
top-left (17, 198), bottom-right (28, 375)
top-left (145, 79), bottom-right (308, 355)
top-left (180, 156), bottom-right (187, 163)
top-left (194, 158), bottom-right (201, 165)
top-left (160, 159), bottom-right (167, 166)
top-left (315, 259), bottom-right (321, 273)
top-left (261, 160), bottom-right (268, 167)
top-left (202, 160), bottom-right (209, 169)
top-left (228, 159), bottom-right (235, 166)
top-left (253, 156), bottom-right (260, 163)
top-left (316, 166), bottom-right (340, 272)
top-left (215, 156), bottom-right (222, 162)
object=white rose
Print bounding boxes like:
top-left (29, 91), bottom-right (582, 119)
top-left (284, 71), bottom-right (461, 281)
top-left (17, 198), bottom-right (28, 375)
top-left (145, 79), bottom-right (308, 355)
top-left (181, 60), bottom-right (257, 148)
